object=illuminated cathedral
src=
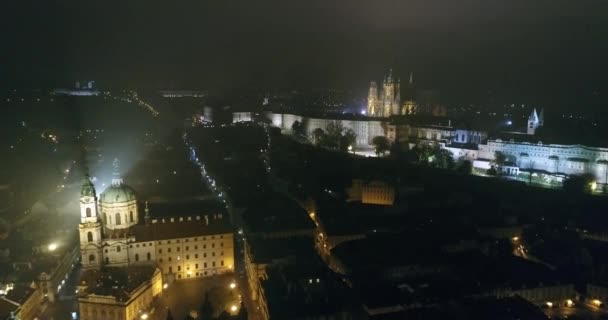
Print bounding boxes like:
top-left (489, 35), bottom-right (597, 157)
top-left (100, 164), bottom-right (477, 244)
top-left (367, 70), bottom-right (416, 117)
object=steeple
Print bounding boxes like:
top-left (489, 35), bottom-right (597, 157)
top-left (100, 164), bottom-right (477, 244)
top-left (527, 108), bottom-right (540, 135)
top-left (387, 69), bottom-right (393, 83)
top-left (144, 201), bottom-right (151, 225)
top-left (539, 108), bottom-right (545, 126)
top-left (528, 108), bottom-right (539, 122)
top-left (409, 72), bottom-right (414, 86)
top-left (111, 158), bottom-right (123, 186)
top-left (81, 174), bottom-right (96, 198)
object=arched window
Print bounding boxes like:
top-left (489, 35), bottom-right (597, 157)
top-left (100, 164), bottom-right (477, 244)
top-left (116, 246), bottom-right (121, 252)
top-left (86, 207), bottom-right (91, 217)
top-left (129, 211), bottom-right (134, 223)
top-left (87, 232), bottom-right (93, 242)
top-left (147, 252), bottom-right (151, 261)
top-left (88, 254), bottom-right (95, 263)
top-left (115, 213), bottom-right (121, 225)
top-left (135, 254), bottom-right (139, 261)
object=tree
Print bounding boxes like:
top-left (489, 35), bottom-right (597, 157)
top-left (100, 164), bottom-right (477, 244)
top-left (435, 149), bottom-right (454, 169)
top-left (372, 136), bottom-right (390, 157)
top-left (457, 160), bottom-right (473, 175)
top-left (237, 301), bottom-right (248, 320)
top-left (217, 311), bottom-right (231, 320)
top-left (413, 144), bottom-right (435, 165)
top-left (200, 292), bottom-right (213, 320)
top-left (312, 128), bottom-right (325, 145)
top-left (494, 151), bottom-right (507, 167)
top-left (487, 166), bottom-right (498, 176)
top-left (291, 120), bottom-right (306, 140)
top-left (323, 121), bottom-right (343, 150)
top-left (340, 129), bottom-right (357, 152)
top-left (166, 309), bottom-right (174, 320)
top-left (563, 173), bottom-right (596, 194)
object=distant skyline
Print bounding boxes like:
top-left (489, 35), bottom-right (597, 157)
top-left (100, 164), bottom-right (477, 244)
top-left (1, 0), bottom-right (607, 108)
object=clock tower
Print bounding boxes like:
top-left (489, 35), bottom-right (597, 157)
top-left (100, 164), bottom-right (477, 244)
top-left (78, 175), bottom-right (103, 270)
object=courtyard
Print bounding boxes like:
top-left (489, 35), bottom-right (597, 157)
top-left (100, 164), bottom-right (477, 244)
top-left (150, 274), bottom-right (242, 320)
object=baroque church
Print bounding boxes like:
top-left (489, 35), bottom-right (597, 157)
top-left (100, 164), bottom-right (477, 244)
top-left (78, 159), bottom-right (234, 280)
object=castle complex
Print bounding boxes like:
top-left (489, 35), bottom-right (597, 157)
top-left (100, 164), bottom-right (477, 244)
top-left (232, 104), bottom-right (608, 186)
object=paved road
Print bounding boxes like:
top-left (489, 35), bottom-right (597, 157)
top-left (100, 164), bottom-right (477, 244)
top-left (544, 305), bottom-right (608, 319)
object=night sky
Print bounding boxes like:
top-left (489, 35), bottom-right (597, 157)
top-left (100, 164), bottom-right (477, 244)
top-left (2, 0), bottom-right (607, 106)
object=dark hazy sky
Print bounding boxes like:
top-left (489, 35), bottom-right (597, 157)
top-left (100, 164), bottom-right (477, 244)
top-left (2, 0), bottom-right (607, 105)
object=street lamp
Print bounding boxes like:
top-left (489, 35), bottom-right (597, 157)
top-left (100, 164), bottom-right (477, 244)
top-left (48, 243), bottom-right (58, 252)
top-left (141, 313), bottom-right (149, 320)
top-left (229, 282), bottom-right (236, 289)
top-left (230, 305), bottom-right (238, 313)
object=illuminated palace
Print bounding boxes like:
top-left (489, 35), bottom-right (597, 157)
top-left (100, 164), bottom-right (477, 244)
top-left (78, 159), bottom-right (235, 280)
top-left (367, 70), bottom-right (417, 117)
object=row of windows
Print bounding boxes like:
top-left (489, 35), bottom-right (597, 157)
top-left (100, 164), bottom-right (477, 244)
top-left (158, 235), bottom-right (224, 244)
top-left (165, 260), bottom-right (225, 273)
top-left (158, 243), bottom-right (224, 253)
top-left (158, 251), bottom-right (224, 262)
top-left (102, 211), bottom-right (135, 225)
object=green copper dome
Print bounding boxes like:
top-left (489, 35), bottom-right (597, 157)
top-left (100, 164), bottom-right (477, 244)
top-left (100, 184), bottom-right (137, 204)
top-left (81, 175), bottom-right (96, 197)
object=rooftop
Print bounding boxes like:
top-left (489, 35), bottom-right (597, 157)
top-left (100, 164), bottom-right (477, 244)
top-left (79, 266), bottom-right (157, 302)
top-left (131, 213), bottom-right (232, 242)
top-left (242, 192), bottom-right (315, 235)
top-left (146, 199), bottom-right (226, 218)
top-left (261, 263), bottom-right (356, 319)
top-left (248, 237), bottom-right (315, 264)
top-left (0, 298), bottom-right (18, 320)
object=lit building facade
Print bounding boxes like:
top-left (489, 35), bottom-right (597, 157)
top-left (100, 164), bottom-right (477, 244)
top-left (347, 179), bottom-right (395, 206)
top-left (265, 112), bottom-right (385, 149)
top-left (78, 159), bottom-right (235, 281)
top-left (477, 139), bottom-right (608, 182)
top-left (78, 267), bottom-right (163, 320)
top-left (366, 69), bottom-right (401, 117)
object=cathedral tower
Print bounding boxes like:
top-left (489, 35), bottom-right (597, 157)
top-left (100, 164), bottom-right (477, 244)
top-left (367, 81), bottom-right (379, 116)
top-left (78, 175), bottom-right (103, 270)
top-left (382, 69), bottom-right (396, 116)
top-left (527, 108), bottom-right (541, 135)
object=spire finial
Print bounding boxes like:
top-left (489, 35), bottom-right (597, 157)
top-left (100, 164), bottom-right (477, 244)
top-left (112, 158), bottom-right (123, 186)
top-left (144, 200), bottom-right (151, 225)
top-left (81, 174), bottom-right (96, 197)
top-left (409, 72), bottom-right (413, 86)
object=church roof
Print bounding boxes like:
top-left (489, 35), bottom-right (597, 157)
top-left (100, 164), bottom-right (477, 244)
top-left (100, 184), bottom-right (137, 204)
top-left (131, 215), bottom-right (232, 242)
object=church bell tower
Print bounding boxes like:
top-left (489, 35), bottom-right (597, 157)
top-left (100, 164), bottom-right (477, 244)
top-left (78, 175), bottom-right (103, 270)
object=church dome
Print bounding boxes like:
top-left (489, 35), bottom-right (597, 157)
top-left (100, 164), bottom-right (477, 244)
top-left (100, 184), bottom-right (137, 204)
